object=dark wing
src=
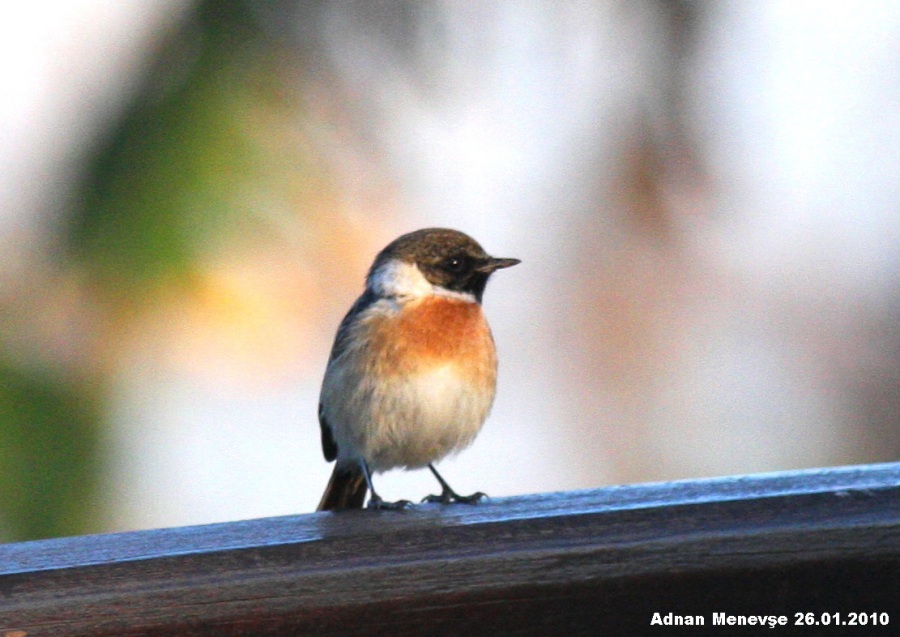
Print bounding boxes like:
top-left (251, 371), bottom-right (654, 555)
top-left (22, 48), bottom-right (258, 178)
top-left (328, 288), bottom-right (378, 362)
top-left (318, 289), bottom-right (379, 462)
top-left (319, 404), bottom-right (338, 462)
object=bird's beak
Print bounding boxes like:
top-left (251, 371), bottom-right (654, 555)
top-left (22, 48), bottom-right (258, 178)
top-left (478, 257), bottom-right (521, 273)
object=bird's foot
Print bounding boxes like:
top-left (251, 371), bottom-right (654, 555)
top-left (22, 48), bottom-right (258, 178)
top-left (422, 490), bottom-right (487, 505)
top-left (366, 495), bottom-right (412, 510)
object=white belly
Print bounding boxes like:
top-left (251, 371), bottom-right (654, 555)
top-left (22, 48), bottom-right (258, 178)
top-left (325, 361), bottom-right (495, 471)
top-left (368, 364), bottom-right (493, 470)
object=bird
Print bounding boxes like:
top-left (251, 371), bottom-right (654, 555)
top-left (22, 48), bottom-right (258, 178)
top-left (316, 228), bottom-right (519, 511)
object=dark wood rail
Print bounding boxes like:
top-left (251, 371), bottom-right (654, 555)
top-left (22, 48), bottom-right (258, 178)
top-left (2, 462), bottom-right (899, 636)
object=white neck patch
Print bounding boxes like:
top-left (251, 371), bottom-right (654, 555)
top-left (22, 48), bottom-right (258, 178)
top-left (368, 259), bottom-right (476, 303)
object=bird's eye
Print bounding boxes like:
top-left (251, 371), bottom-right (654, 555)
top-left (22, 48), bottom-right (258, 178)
top-left (443, 256), bottom-right (468, 273)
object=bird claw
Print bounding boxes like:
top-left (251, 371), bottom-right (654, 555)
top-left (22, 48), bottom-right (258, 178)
top-left (366, 495), bottom-right (412, 510)
top-left (422, 490), bottom-right (487, 505)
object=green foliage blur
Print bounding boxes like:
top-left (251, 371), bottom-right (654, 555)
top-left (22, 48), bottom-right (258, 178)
top-left (0, 1), bottom-right (284, 542)
top-left (0, 360), bottom-right (101, 540)
top-left (67, 1), bottom-right (271, 300)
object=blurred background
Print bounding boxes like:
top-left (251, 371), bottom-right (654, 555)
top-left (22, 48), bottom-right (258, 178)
top-left (1, 0), bottom-right (898, 542)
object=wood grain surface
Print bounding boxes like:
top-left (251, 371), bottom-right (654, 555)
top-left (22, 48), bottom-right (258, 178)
top-left (1, 462), bottom-right (898, 635)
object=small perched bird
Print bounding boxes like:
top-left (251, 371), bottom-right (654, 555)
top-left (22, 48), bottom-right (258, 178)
top-left (317, 228), bottom-right (519, 511)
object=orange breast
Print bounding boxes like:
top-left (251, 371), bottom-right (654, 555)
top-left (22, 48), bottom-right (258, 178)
top-left (365, 296), bottom-right (497, 379)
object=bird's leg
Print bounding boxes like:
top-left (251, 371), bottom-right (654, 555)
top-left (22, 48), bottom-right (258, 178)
top-left (422, 464), bottom-right (487, 505)
top-left (361, 460), bottom-right (411, 510)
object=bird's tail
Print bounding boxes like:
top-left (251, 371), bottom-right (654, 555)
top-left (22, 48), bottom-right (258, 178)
top-left (317, 463), bottom-right (368, 511)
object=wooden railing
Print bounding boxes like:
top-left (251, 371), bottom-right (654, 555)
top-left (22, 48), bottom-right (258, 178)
top-left (2, 462), bottom-right (898, 635)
